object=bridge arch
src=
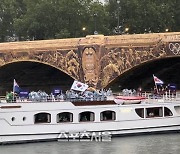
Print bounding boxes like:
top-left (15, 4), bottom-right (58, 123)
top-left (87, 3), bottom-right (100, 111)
top-left (106, 56), bottom-right (180, 91)
top-left (0, 60), bottom-right (75, 95)
top-left (1, 59), bottom-right (76, 80)
top-left (99, 35), bottom-right (180, 89)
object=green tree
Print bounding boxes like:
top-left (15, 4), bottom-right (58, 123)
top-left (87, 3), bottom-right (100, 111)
top-left (172, 0), bottom-right (180, 31)
top-left (0, 0), bottom-right (15, 42)
top-left (0, 0), bottom-right (179, 42)
top-left (88, 1), bottom-right (110, 35)
top-left (105, 0), bottom-right (179, 34)
top-left (14, 0), bottom-right (60, 40)
top-left (14, 0), bottom-right (106, 40)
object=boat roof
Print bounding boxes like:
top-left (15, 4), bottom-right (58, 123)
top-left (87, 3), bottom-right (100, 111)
top-left (72, 100), bottom-right (116, 106)
top-left (115, 96), bottom-right (146, 100)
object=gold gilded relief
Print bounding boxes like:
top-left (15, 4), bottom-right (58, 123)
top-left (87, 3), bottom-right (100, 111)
top-left (99, 50), bottom-right (123, 87)
top-left (29, 49), bottom-right (80, 79)
top-left (65, 50), bottom-right (80, 79)
top-left (0, 49), bottom-right (80, 80)
top-left (0, 53), bottom-right (7, 66)
top-left (101, 63), bottom-right (120, 87)
top-left (100, 44), bottom-right (168, 87)
top-left (82, 47), bottom-right (98, 87)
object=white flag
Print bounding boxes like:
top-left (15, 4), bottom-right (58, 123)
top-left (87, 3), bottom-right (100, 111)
top-left (153, 75), bottom-right (164, 85)
top-left (71, 80), bottom-right (89, 92)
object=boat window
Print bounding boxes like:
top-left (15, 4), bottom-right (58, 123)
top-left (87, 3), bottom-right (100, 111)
top-left (34, 112), bottom-right (51, 124)
top-left (146, 107), bottom-right (163, 118)
top-left (11, 117), bottom-right (15, 121)
top-left (79, 111), bottom-right (94, 122)
top-left (135, 108), bottom-right (144, 118)
top-left (174, 106), bottom-right (180, 114)
top-left (164, 107), bottom-right (173, 116)
top-left (57, 112), bottom-right (73, 123)
top-left (100, 110), bottom-right (116, 121)
top-left (23, 117), bottom-right (26, 121)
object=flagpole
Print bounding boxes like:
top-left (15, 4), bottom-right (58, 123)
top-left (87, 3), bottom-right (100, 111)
top-left (155, 82), bottom-right (159, 94)
top-left (153, 75), bottom-right (159, 94)
top-left (13, 79), bottom-right (15, 102)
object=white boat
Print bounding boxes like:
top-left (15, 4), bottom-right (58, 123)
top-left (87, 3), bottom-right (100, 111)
top-left (0, 95), bottom-right (180, 144)
top-left (114, 96), bottom-right (146, 104)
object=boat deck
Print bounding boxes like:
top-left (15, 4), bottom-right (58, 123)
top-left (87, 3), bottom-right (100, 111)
top-left (72, 100), bottom-right (116, 106)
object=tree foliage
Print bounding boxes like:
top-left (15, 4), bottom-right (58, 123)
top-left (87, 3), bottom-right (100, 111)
top-left (0, 0), bottom-right (179, 42)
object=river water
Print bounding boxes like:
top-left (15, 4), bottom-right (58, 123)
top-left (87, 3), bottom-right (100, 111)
top-left (1, 134), bottom-right (180, 154)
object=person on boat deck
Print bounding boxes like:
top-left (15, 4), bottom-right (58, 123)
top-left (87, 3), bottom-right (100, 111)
top-left (81, 116), bottom-right (87, 121)
top-left (153, 86), bottom-right (158, 95)
top-left (149, 112), bottom-right (154, 117)
top-left (6, 91), bottom-right (13, 103)
top-left (137, 87), bottom-right (142, 96)
top-left (50, 93), bottom-right (55, 101)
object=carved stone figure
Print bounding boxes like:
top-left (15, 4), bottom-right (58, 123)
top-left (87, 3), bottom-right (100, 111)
top-left (82, 47), bottom-right (99, 87)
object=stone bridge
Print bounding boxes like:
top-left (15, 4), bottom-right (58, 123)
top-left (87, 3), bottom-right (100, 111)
top-left (0, 32), bottom-right (179, 89)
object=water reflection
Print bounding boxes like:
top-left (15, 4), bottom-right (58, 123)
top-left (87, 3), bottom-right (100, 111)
top-left (1, 134), bottom-right (180, 154)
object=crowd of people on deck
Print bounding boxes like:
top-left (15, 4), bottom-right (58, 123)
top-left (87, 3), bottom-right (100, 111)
top-left (4, 84), bottom-right (177, 103)
top-left (122, 89), bottom-right (137, 96)
top-left (122, 84), bottom-right (177, 98)
top-left (152, 85), bottom-right (176, 96)
top-left (65, 88), bottom-right (112, 101)
top-left (5, 88), bottom-right (113, 103)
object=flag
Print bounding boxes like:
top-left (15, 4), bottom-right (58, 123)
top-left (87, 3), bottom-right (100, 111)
top-left (13, 79), bottom-right (20, 93)
top-left (19, 90), bottom-right (29, 98)
top-left (71, 80), bottom-right (89, 92)
top-left (153, 75), bottom-right (164, 85)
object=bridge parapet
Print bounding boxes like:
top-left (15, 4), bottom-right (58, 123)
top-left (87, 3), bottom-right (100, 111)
top-left (0, 38), bottom-right (81, 52)
top-left (162, 33), bottom-right (180, 42)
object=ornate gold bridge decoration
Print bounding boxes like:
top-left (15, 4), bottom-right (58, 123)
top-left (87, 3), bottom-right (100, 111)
top-left (0, 32), bottom-right (179, 89)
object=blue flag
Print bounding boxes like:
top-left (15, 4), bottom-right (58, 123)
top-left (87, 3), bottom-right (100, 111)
top-left (13, 79), bottom-right (20, 93)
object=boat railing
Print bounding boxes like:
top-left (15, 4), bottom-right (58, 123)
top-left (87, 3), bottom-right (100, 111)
top-left (1, 91), bottom-right (180, 104)
top-left (144, 92), bottom-right (180, 103)
top-left (0, 94), bottom-right (109, 103)
top-left (116, 91), bottom-right (180, 103)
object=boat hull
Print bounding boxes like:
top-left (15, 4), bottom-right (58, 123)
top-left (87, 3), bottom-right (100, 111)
top-left (1, 100), bottom-right (180, 144)
top-left (1, 125), bottom-right (180, 144)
